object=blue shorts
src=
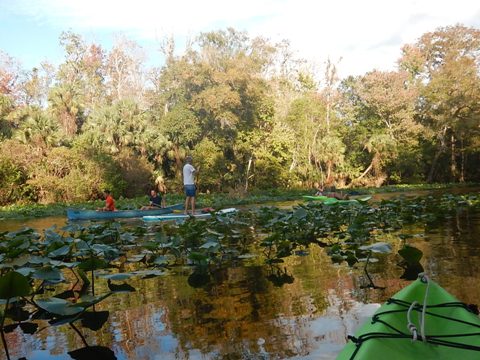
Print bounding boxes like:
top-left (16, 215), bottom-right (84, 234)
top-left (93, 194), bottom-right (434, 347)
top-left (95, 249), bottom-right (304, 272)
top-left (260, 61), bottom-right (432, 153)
top-left (184, 184), bottom-right (196, 197)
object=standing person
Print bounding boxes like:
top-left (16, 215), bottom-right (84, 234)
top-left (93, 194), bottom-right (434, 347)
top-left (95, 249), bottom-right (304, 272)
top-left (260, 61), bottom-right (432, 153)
top-left (98, 189), bottom-right (116, 211)
top-left (155, 175), bottom-right (167, 208)
top-left (183, 156), bottom-right (197, 215)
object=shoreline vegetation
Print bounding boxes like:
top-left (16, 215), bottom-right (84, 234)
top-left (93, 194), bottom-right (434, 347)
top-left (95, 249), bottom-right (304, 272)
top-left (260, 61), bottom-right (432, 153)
top-left (0, 183), bottom-right (478, 220)
top-left (1, 25), bottom-right (480, 212)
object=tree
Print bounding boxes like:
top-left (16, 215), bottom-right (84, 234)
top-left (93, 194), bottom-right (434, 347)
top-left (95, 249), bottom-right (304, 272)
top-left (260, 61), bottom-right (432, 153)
top-left (338, 70), bottom-right (420, 185)
top-left (399, 25), bottom-right (480, 182)
top-left (150, 29), bottom-right (275, 186)
top-left (53, 31), bottom-right (106, 134)
top-left (79, 99), bottom-right (167, 158)
top-left (0, 95), bottom-right (14, 139)
top-left (106, 36), bottom-right (146, 103)
top-left (18, 62), bottom-right (56, 107)
top-left (0, 51), bottom-right (20, 98)
top-left (13, 106), bottom-right (59, 150)
top-left (48, 84), bottom-right (84, 138)
top-left (159, 103), bottom-right (201, 175)
top-left (284, 86), bottom-right (346, 186)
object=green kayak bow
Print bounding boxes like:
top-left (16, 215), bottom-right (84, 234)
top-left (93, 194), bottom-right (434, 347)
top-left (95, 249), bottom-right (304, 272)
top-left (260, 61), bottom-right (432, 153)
top-left (302, 195), bottom-right (372, 204)
top-left (337, 274), bottom-right (480, 359)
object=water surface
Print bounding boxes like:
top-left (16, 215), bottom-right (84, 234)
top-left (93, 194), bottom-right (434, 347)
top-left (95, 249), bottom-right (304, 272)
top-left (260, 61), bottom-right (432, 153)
top-left (1, 190), bottom-right (479, 359)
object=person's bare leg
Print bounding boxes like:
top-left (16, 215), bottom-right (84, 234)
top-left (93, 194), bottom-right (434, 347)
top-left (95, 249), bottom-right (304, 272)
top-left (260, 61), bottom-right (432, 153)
top-left (191, 197), bottom-right (195, 215)
top-left (184, 197), bottom-right (189, 214)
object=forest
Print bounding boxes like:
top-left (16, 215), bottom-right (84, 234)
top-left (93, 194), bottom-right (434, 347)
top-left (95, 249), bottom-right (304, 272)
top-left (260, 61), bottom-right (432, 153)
top-left (0, 24), bottom-right (479, 205)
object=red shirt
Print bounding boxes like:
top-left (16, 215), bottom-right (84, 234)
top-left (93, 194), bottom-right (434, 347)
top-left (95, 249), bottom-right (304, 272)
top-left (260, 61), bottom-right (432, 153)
top-left (105, 195), bottom-right (115, 211)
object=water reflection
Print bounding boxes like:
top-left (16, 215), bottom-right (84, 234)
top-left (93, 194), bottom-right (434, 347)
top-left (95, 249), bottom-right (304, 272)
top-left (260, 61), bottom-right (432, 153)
top-left (0, 216), bottom-right (66, 232)
top-left (2, 194), bottom-right (480, 359)
top-left (5, 246), bottom-right (383, 359)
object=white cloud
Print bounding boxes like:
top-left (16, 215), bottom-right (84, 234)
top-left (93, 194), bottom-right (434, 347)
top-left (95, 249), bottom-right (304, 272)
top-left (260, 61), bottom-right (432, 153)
top-left (5, 0), bottom-right (480, 77)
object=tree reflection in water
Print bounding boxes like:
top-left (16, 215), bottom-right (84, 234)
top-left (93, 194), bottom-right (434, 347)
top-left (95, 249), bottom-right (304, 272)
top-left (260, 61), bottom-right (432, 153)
top-left (2, 197), bottom-right (480, 359)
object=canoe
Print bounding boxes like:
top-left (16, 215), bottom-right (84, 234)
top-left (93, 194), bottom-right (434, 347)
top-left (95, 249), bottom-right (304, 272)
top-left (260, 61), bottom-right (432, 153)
top-left (143, 208), bottom-right (237, 222)
top-left (303, 195), bottom-right (372, 204)
top-left (67, 203), bottom-right (183, 220)
top-left (336, 274), bottom-right (480, 359)
top-left (322, 195), bottom-right (372, 205)
top-left (303, 195), bottom-right (330, 201)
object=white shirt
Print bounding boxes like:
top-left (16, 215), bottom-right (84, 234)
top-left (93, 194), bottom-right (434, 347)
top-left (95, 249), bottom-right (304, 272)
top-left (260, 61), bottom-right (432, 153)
top-left (183, 163), bottom-right (195, 185)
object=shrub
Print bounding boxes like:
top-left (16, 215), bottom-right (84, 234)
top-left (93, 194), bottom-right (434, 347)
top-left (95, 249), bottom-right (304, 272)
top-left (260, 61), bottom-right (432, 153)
top-left (0, 158), bottom-right (34, 205)
top-left (115, 149), bottom-right (154, 198)
top-left (23, 147), bottom-right (127, 204)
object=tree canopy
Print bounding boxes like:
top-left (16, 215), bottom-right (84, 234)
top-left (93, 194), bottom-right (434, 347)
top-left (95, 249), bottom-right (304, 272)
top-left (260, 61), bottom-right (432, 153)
top-left (1, 25), bottom-right (479, 204)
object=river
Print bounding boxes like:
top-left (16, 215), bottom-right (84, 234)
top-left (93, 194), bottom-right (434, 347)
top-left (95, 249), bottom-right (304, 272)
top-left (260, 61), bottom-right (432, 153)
top-left (1, 188), bottom-right (479, 359)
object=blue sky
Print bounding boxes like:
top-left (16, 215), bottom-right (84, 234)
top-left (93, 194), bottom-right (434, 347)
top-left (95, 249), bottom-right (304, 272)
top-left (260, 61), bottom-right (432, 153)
top-left (1, 0), bottom-right (480, 78)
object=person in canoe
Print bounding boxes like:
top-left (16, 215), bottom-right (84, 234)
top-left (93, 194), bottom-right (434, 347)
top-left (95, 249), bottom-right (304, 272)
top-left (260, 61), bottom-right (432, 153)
top-left (97, 189), bottom-right (116, 211)
top-left (314, 183), bottom-right (349, 200)
top-left (141, 189), bottom-right (164, 210)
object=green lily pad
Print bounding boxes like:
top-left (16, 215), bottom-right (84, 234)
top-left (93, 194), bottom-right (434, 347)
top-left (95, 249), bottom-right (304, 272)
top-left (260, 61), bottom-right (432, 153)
top-left (199, 241), bottom-right (219, 249)
top-left (398, 245), bottom-right (423, 265)
top-left (78, 258), bottom-right (108, 271)
top-left (32, 266), bottom-right (65, 282)
top-left (359, 242), bottom-right (392, 253)
top-left (75, 293), bottom-right (111, 308)
top-left (49, 245), bottom-right (71, 258)
top-left (152, 255), bottom-right (169, 266)
top-left (15, 267), bottom-right (36, 276)
top-left (0, 271), bottom-right (31, 299)
top-left (107, 280), bottom-right (136, 293)
top-left (36, 297), bottom-right (84, 316)
top-left (100, 273), bottom-right (133, 281)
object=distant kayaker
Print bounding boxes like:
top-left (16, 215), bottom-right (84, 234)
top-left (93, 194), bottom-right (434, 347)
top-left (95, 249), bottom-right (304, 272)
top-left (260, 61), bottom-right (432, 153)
top-left (141, 189), bottom-right (164, 210)
top-left (314, 183), bottom-right (349, 200)
top-left (314, 182), bottom-right (325, 196)
top-left (183, 155), bottom-right (198, 215)
top-left (98, 189), bottom-right (116, 211)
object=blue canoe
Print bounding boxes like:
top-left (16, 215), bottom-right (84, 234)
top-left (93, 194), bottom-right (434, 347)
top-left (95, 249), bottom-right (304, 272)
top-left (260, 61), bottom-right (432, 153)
top-left (67, 203), bottom-right (183, 220)
top-left (143, 208), bottom-right (237, 222)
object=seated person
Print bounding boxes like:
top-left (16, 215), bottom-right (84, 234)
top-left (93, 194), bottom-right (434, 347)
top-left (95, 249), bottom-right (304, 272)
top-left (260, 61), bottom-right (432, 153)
top-left (326, 186), bottom-right (350, 200)
top-left (141, 190), bottom-right (163, 210)
top-left (97, 190), bottom-right (116, 211)
top-left (314, 183), bottom-right (349, 200)
top-left (314, 182), bottom-right (325, 196)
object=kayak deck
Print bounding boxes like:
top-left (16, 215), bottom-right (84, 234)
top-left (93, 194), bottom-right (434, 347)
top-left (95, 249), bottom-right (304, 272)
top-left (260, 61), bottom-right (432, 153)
top-left (143, 208), bottom-right (237, 222)
top-left (336, 276), bottom-right (480, 359)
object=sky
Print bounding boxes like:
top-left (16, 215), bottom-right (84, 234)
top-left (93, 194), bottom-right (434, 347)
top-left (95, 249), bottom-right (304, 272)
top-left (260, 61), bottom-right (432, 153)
top-left (1, 0), bottom-right (480, 79)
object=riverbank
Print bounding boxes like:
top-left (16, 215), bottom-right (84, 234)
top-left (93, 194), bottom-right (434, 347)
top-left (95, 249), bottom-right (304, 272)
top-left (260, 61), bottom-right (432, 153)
top-left (0, 183), bottom-right (477, 220)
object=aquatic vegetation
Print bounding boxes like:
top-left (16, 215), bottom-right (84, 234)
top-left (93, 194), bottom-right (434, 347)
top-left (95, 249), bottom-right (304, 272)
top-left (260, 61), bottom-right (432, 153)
top-left (0, 192), bottom-right (478, 358)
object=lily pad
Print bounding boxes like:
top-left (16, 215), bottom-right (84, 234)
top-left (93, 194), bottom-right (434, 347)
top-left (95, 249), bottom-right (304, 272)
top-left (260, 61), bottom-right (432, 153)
top-left (35, 297), bottom-right (84, 316)
top-left (49, 245), bottom-right (71, 258)
top-left (100, 273), bottom-right (133, 281)
top-left (68, 346), bottom-right (116, 360)
top-left (32, 266), bottom-right (65, 282)
top-left (359, 242), bottom-right (392, 253)
top-left (398, 245), bottom-right (423, 265)
top-left (81, 311), bottom-right (110, 331)
top-left (0, 271), bottom-right (31, 299)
